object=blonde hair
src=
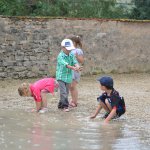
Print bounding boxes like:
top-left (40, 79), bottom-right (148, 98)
top-left (18, 83), bottom-right (30, 96)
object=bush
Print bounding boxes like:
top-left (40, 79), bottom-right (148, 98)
top-left (130, 0), bottom-right (150, 19)
top-left (2, 0), bottom-right (149, 20)
top-left (0, 0), bottom-right (28, 16)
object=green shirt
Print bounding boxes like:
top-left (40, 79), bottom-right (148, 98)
top-left (56, 50), bottom-right (78, 83)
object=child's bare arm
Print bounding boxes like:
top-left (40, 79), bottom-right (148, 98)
top-left (74, 63), bottom-right (80, 68)
top-left (66, 65), bottom-right (76, 70)
top-left (66, 64), bottom-right (80, 71)
top-left (90, 104), bottom-right (102, 119)
top-left (104, 108), bottom-right (116, 123)
top-left (76, 53), bottom-right (84, 64)
top-left (75, 64), bottom-right (83, 71)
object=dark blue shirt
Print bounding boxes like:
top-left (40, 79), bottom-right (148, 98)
top-left (97, 89), bottom-right (125, 111)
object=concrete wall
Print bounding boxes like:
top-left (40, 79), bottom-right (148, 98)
top-left (0, 17), bottom-right (150, 79)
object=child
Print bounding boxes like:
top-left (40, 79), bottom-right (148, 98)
top-left (68, 35), bottom-right (84, 108)
top-left (56, 39), bottom-right (81, 112)
top-left (90, 76), bottom-right (126, 123)
top-left (18, 78), bottom-right (59, 113)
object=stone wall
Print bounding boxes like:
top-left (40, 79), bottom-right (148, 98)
top-left (0, 17), bottom-right (150, 79)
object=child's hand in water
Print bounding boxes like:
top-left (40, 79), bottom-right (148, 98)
top-left (103, 119), bottom-right (109, 124)
top-left (90, 115), bottom-right (96, 119)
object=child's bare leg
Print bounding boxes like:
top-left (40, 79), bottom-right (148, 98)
top-left (105, 99), bottom-right (112, 112)
top-left (35, 102), bottom-right (42, 112)
top-left (41, 91), bottom-right (47, 108)
top-left (100, 101), bottom-right (110, 112)
top-left (70, 80), bottom-right (78, 105)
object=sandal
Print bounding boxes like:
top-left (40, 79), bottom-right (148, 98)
top-left (69, 101), bottom-right (77, 108)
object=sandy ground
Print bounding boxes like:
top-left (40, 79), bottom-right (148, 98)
top-left (0, 73), bottom-right (150, 150)
top-left (0, 73), bottom-right (150, 116)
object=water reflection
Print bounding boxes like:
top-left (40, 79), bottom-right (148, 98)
top-left (29, 115), bottom-right (52, 150)
top-left (0, 110), bottom-right (150, 150)
top-left (99, 124), bottom-right (123, 150)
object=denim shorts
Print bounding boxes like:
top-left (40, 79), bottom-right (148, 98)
top-left (98, 97), bottom-right (125, 117)
top-left (72, 71), bottom-right (81, 82)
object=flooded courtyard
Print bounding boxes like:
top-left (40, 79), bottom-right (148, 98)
top-left (0, 73), bottom-right (150, 150)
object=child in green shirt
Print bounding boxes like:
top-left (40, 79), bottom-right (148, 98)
top-left (56, 39), bottom-right (81, 112)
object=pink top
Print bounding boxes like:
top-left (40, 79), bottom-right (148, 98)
top-left (30, 78), bottom-right (55, 102)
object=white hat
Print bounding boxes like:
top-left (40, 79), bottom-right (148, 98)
top-left (61, 39), bottom-right (75, 51)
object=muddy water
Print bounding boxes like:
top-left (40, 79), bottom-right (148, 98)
top-left (0, 74), bottom-right (150, 150)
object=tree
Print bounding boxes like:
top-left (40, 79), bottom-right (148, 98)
top-left (0, 0), bottom-right (137, 19)
top-left (0, 0), bottom-right (28, 16)
top-left (130, 0), bottom-right (150, 19)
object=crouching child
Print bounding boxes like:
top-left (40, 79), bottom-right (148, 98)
top-left (90, 76), bottom-right (126, 123)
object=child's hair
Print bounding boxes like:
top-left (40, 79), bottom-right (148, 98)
top-left (103, 85), bottom-right (113, 90)
top-left (18, 83), bottom-right (30, 96)
top-left (67, 35), bottom-right (82, 49)
top-left (97, 76), bottom-right (114, 90)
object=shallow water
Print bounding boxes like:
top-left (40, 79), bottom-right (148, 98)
top-left (0, 110), bottom-right (150, 150)
top-left (0, 74), bottom-right (150, 150)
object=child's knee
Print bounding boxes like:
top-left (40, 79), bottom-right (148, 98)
top-left (99, 101), bottom-right (105, 106)
top-left (105, 99), bottom-right (111, 107)
top-left (105, 99), bottom-right (109, 105)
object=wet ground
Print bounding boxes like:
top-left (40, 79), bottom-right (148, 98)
top-left (0, 73), bottom-right (150, 150)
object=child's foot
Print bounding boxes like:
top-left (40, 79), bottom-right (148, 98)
top-left (112, 115), bottom-right (119, 120)
top-left (63, 108), bottom-right (70, 112)
top-left (69, 101), bottom-right (77, 108)
top-left (26, 108), bottom-right (37, 113)
top-left (39, 108), bottom-right (48, 114)
top-left (102, 112), bottom-right (110, 119)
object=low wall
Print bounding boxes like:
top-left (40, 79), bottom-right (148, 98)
top-left (0, 17), bottom-right (150, 79)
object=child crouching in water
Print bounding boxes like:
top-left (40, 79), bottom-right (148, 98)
top-left (90, 76), bottom-right (126, 123)
top-left (18, 78), bottom-right (59, 113)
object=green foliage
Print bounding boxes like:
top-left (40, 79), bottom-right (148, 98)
top-left (0, 0), bottom-right (28, 16)
top-left (32, 0), bottom-right (69, 16)
top-left (0, 0), bottom-right (128, 18)
top-left (130, 0), bottom-right (150, 19)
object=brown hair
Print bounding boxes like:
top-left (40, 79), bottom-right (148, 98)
top-left (18, 83), bottom-right (30, 96)
top-left (67, 35), bottom-right (82, 49)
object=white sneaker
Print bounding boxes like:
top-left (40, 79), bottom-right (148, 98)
top-left (63, 108), bottom-right (70, 112)
top-left (39, 108), bottom-right (48, 114)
